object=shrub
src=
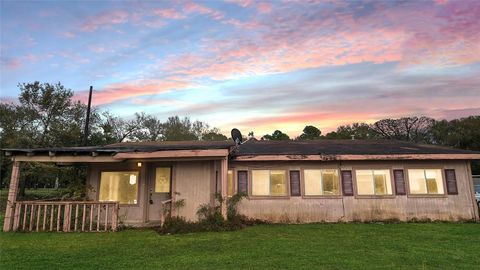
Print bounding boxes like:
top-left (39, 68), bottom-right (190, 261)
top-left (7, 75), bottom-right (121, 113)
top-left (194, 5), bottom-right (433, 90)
top-left (156, 192), bottom-right (263, 234)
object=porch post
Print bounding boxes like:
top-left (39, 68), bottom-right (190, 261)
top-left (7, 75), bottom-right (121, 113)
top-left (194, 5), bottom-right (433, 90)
top-left (220, 157), bottom-right (228, 219)
top-left (3, 161), bottom-right (21, 232)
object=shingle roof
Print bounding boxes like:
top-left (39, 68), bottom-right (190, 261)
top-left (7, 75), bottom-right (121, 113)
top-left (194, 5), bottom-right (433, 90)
top-left (232, 139), bottom-right (480, 156)
top-left (3, 139), bottom-right (479, 159)
top-left (3, 140), bottom-right (234, 155)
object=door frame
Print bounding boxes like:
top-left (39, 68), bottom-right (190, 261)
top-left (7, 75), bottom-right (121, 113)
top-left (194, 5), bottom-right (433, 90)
top-left (145, 162), bottom-right (175, 223)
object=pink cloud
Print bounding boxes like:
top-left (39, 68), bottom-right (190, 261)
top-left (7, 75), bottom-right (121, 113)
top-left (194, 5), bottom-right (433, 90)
top-left (74, 79), bottom-right (191, 106)
top-left (63, 31), bottom-right (76, 38)
top-left (183, 1), bottom-right (224, 20)
top-left (1, 58), bottom-right (22, 69)
top-left (227, 0), bottom-right (272, 13)
top-left (81, 10), bottom-right (129, 31)
top-left (155, 0), bottom-right (480, 83)
top-left (153, 8), bottom-right (185, 19)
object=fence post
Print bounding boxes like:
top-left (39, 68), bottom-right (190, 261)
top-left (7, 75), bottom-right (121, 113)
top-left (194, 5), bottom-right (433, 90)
top-left (63, 203), bottom-right (72, 232)
top-left (112, 203), bottom-right (119, 231)
top-left (12, 203), bottom-right (21, 231)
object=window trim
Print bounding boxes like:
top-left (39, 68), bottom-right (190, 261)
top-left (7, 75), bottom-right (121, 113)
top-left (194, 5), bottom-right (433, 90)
top-left (353, 168), bottom-right (395, 198)
top-left (97, 169), bottom-right (141, 207)
top-left (249, 169), bottom-right (290, 199)
top-left (227, 169), bottom-right (236, 197)
top-left (405, 167), bottom-right (447, 198)
top-left (153, 166), bottom-right (172, 194)
top-left (302, 168), bottom-right (342, 198)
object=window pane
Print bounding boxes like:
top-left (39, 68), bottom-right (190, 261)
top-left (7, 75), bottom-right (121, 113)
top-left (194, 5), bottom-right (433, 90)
top-left (426, 169), bottom-right (444, 194)
top-left (408, 169), bottom-right (427, 194)
top-left (322, 170), bottom-right (340, 195)
top-left (252, 170), bottom-right (270, 196)
top-left (373, 170), bottom-right (392, 195)
top-left (227, 170), bottom-right (234, 197)
top-left (155, 167), bottom-right (171, 193)
top-left (304, 170), bottom-right (322, 195)
top-left (408, 169), bottom-right (444, 195)
top-left (356, 170), bottom-right (374, 195)
top-left (270, 170), bottom-right (287, 196)
top-left (99, 171), bottom-right (138, 204)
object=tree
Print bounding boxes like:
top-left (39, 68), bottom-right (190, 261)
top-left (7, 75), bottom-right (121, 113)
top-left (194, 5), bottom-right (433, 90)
top-left (162, 116), bottom-right (198, 141)
top-left (99, 112), bottom-right (147, 143)
top-left (370, 116), bottom-right (435, 142)
top-left (430, 116), bottom-right (480, 174)
top-left (0, 82), bottom-right (93, 194)
top-left (262, 130), bottom-right (290, 140)
top-left (431, 116), bottom-right (480, 149)
top-left (131, 113), bottom-right (163, 141)
top-left (297, 125), bottom-right (321, 140)
top-left (202, 129), bottom-right (228, 141)
top-left (325, 123), bottom-right (377, 139)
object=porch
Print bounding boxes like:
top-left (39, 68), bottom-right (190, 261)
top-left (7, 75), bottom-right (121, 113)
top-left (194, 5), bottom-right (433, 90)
top-left (3, 143), bottom-right (231, 232)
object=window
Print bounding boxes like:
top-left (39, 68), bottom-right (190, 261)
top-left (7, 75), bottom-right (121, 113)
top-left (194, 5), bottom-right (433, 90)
top-left (304, 169), bottom-right (340, 196)
top-left (227, 170), bottom-right (234, 197)
top-left (155, 167), bottom-right (171, 193)
top-left (356, 170), bottom-right (392, 195)
top-left (251, 170), bottom-right (287, 196)
top-left (99, 171), bottom-right (139, 204)
top-left (408, 169), bottom-right (444, 195)
top-left (237, 171), bottom-right (248, 194)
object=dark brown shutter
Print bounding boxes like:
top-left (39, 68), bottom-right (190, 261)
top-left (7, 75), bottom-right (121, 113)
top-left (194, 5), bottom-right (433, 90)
top-left (444, 169), bottom-right (458, 195)
top-left (341, 170), bottom-right (354, 196)
top-left (237, 171), bottom-right (248, 194)
top-left (290, 170), bottom-right (301, 196)
top-left (393, 170), bottom-right (406, 195)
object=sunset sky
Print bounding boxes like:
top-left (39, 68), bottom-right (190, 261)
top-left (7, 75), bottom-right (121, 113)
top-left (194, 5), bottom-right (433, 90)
top-left (1, 0), bottom-right (479, 136)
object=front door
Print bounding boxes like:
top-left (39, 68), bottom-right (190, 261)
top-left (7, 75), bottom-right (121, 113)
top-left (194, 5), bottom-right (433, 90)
top-left (147, 165), bottom-right (172, 223)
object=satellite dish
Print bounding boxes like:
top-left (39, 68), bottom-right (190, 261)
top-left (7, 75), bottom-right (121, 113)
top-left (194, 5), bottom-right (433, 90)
top-left (231, 128), bottom-right (243, 145)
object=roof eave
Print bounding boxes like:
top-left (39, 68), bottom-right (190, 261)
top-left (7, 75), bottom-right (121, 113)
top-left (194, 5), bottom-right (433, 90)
top-left (232, 153), bottom-right (480, 161)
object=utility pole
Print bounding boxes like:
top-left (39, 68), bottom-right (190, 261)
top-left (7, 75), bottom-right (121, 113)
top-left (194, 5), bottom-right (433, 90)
top-left (83, 86), bottom-right (93, 146)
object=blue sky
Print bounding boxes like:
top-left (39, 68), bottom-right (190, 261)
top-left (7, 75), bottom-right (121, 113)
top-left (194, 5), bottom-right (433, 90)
top-left (1, 0), bottom-right (479, 136)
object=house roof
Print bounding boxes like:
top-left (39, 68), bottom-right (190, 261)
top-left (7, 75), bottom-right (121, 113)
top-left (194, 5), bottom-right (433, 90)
top-left (4, 140), bottom-right (235, 155)
top-left (232, 139), bottom-right (480, 156)
top-left (3, 139), bottom-right (480, 161)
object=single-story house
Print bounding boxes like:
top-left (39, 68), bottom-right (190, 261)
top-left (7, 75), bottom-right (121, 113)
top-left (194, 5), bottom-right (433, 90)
top-left (3, 139), bottom-right (480, 232)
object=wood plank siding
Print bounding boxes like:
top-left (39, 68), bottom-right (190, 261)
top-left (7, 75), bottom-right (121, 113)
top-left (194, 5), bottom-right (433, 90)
top-left (230, 160), bottom-right (479, 223)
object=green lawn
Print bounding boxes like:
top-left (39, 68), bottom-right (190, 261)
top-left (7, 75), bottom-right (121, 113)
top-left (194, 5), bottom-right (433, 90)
top-left (1, 219), bottom-right (479, 270)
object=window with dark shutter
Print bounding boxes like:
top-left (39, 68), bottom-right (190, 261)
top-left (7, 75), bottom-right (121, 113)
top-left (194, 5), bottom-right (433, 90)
top-left (237, 171), bottom-right (248, 194)
top-left (444, 169), bottom-right (458, 195)
top-left (341, 170), bottom-right (354, 196)
top-left (393, 170), bottom-right (406, 195)
top-left (290, 170), bottom-right (301, 196)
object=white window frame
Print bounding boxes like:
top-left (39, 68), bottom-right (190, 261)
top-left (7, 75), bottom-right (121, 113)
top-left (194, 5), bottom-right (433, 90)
top-left (355, 169), bottom-right (393, 196)
top-left (303, 169), bottom-right (340, 196)
top-left (251, 170), bottom-right (288, 197)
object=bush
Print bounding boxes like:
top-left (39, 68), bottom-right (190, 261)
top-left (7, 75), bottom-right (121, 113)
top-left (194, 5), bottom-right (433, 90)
top-left (156, 192), bottom-right (264, 234)
top-left (157, 216), bottom-right (199, 234)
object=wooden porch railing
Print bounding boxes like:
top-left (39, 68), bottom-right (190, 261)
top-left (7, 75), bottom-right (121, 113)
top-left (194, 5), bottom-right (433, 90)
top-left (8, 201), bottom-right (119, 232)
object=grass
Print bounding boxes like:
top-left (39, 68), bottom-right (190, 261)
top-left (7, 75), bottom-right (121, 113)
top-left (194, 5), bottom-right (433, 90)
top-left (1, 217), bottom-right (479, 270)
top-left (1, 189), bottom-right (479, 269)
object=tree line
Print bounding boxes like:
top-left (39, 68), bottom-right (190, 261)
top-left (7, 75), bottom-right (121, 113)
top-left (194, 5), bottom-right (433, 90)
top-left (261, 116), bottom-right (480, 152)
top-left (1, 82), bottom-right (479, 191)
